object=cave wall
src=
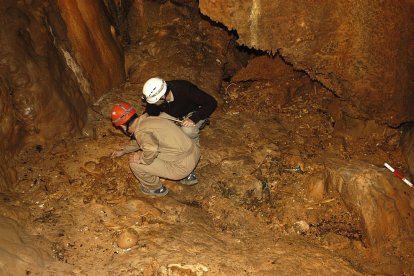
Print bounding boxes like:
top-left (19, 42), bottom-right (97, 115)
top-left (54, 0), bottom-right (125, 97)
top-left (0, 0), bottom-right (125, 189)
top-left (199, 0), bottom-right (414, 126)
top-left (401, 123), bottom-right (414, 180)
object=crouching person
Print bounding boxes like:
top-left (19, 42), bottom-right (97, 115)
top-left (110, 102), bottom-right (200, 197)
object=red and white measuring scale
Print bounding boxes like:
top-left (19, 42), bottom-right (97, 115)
top-left (384, 163), bottom-right (413, 189)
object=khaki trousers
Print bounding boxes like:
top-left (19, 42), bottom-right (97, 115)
top-left (159, 112), bottom-right (205, 146)
top-left (129, 144), bottom-right (200, 190)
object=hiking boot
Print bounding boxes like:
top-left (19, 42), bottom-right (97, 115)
top-left (140, 185), bottom-right (168, 197)
top-left (180, 172), bottom-right (198, 186)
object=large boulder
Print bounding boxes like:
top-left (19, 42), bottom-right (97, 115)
top-left (325, 159), bottom-right (414, 253)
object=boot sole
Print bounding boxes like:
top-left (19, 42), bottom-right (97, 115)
top-left (140, 187), bottom-right (169, 197)
top-left (179, 179), bottom-right (198, 186)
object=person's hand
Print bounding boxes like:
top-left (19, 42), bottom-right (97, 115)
top-left (110, 149), bottom-right (125, 159)
top-left (182, 118), bottom-right (195, 127)
top-left (129, 151), bottom-right (142, 163)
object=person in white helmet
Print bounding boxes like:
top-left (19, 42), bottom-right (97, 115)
top-left (110, 102), bottom-right (200, 197)
top-left (142, 77), bottom-right (217, 185)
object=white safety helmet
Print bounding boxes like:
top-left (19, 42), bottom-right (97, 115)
top-left (142, 77), bottom-right (167, 104)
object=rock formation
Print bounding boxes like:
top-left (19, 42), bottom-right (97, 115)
top-left (199, 0), bottom-right (414, 126)
top-left (0, 0), bottom-right (125, 189)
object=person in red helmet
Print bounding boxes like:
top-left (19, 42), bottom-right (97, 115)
top-left (110, 102), bottom-right (200, 197)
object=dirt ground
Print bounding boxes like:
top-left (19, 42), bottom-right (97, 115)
top-left (6, 81), bottom-right (410, 275)
top-left (1, 2), bottom-right (412, 275)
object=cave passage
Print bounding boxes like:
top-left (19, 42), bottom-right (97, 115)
top-left (0, 1), bottom-right (413, 275)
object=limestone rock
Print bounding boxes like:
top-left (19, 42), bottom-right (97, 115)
top-left (325, 158), bottom-right (414, 252)
top-left (293, 220), bottom-right (310, 235)
top-left (117, 230), bottom-right (138, 249)
top-left (0, 0), bottom-right (125, 188)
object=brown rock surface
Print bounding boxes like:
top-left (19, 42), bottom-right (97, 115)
top-left (124, 0), bottom-right (229, 99)
top-left (0, 1), bottom-right (413, 274)
top-left (225, 55), bottom-right (312, 111)
top-left (401, 123), bottom-right (414, 180)
top-left (325, 159), bottom-right (414, 252)
top-left (0, 215), bottom-right (71, 275)
top-left (199, 0), bottom-right (414, 126)
top-left (54, 0), bottom-right (125, 99)
top-left (0, 0), bottom-right (125, 188)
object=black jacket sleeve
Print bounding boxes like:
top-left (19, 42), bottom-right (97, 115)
top-left (186, 82), bottom-right (217, 123)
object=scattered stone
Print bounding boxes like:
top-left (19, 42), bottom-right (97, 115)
top-left (293, 220), bottom-right (310, 234)
top-left (84, 161), bottom-right (97, 172)
top-left (117, 230), bottom-right (138, 249)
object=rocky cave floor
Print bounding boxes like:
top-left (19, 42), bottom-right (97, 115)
top-left (1, 2), bottom-right (413, 275)
top-left (4, 83), bottom-right (411, 275)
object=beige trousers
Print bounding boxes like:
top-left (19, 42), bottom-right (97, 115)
top-left (129, 144), bottom-right (200, 190)
top-left (159, 112), bottom-right (205, 146)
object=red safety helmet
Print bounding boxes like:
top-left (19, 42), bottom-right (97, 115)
top-left (111, 102), bottom-right (137, 126)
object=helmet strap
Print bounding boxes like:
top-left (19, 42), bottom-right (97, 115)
top-left (124, 113), bottom-right (138, 135)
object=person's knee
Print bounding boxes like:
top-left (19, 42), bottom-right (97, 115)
top-left (129, 161), bottom-right (146, 175)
